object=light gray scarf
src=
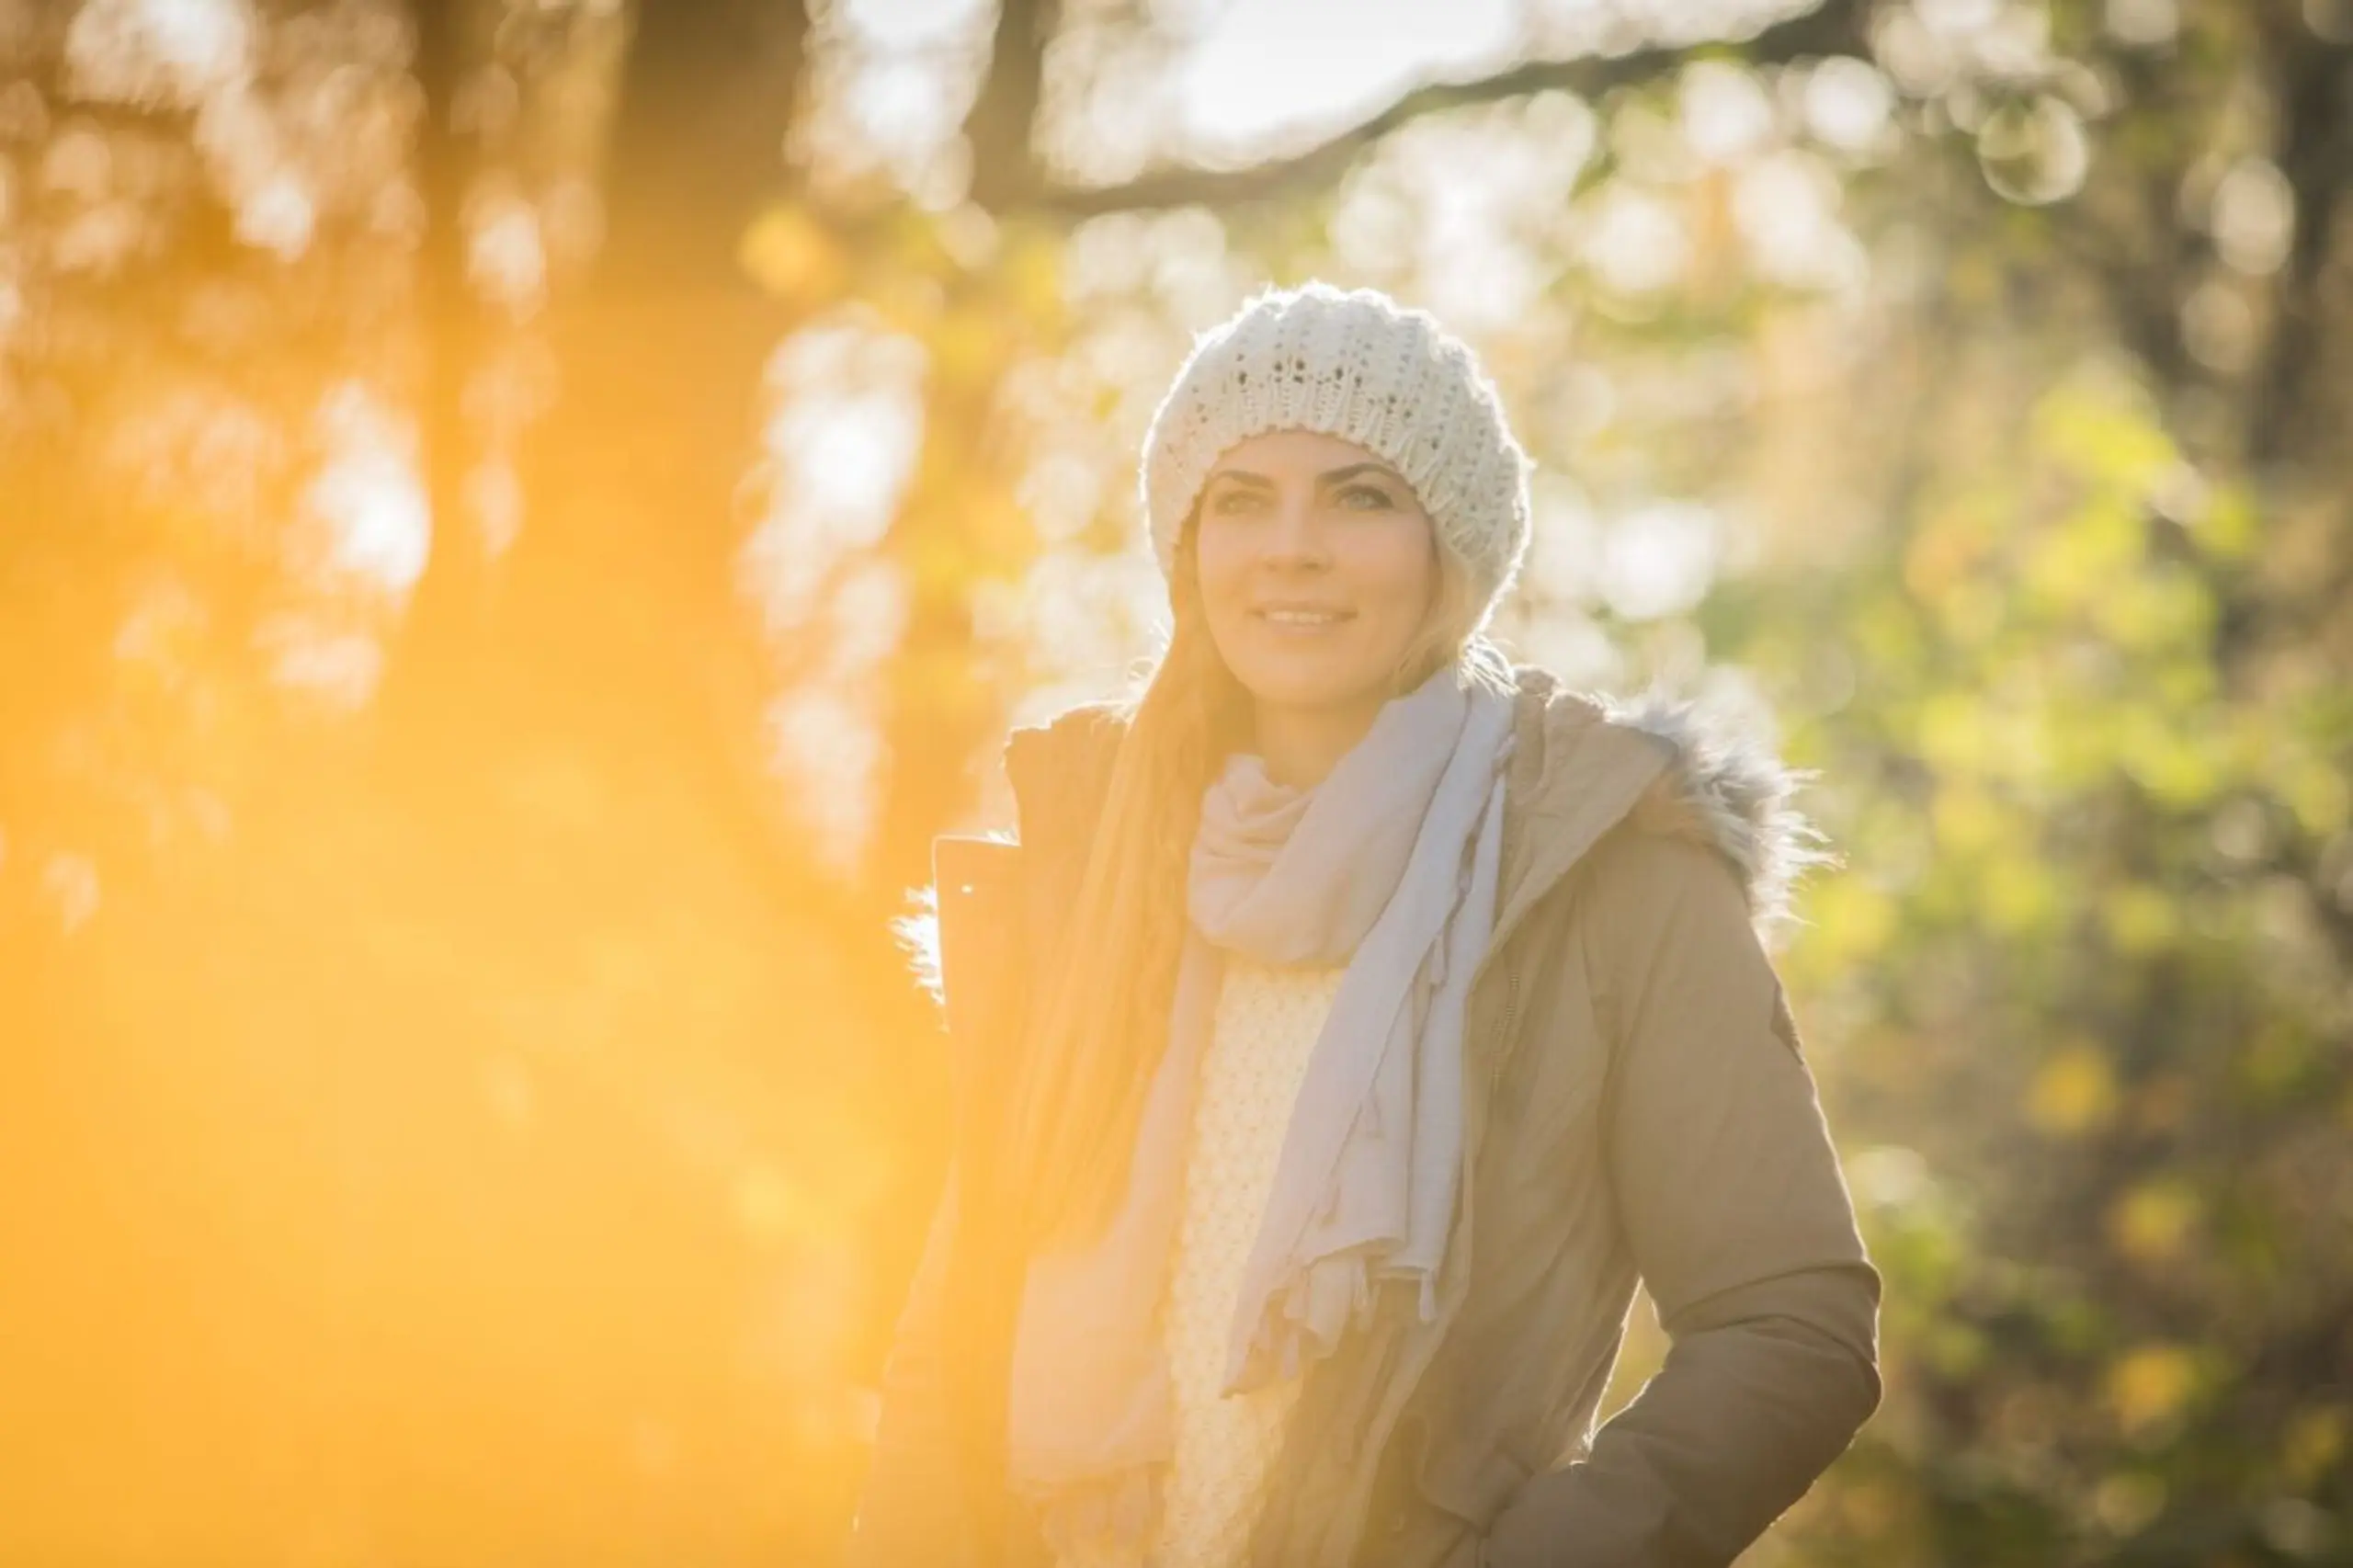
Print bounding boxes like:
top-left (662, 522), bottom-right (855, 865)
top-left (1005, 653), bottom-right (1517, 1558)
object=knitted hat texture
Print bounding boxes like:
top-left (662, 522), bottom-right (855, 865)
top-left (1140, 281), bottom-right (1532, 621)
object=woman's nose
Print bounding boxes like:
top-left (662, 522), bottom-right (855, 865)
top-left (1262, 494), bottom-right (1331, 567)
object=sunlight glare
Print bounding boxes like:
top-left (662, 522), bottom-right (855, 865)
top-left (63, 0), bottom-right (253, 111)
top-left (758, 388), bottom-right (920, 561)
top-left (1175, 0), bottom-right (1518, 156)
top-left (1679, 61), bottom-right (1775, 165)
top-left (2105, 0), bottom-right (2178, 45)
top-left (1581, 184), bottom-right (1688, 295)
top-left (1975, 94), bottom-right (2088, 206)
top-left (304, 383), bottom-right (430, 599)
top-left (1018, 545), bottom-right (1165, 689)
top-left (844, 54), bottom-right (963, 178)
top-left (765, 687), bottom-right (884, 875)
top-left (256, 615), bottom-right (385, 712)
top-left (41, 850), bottom-right (100, 934)
top-left (838, 0), bottom-right (990, 51)
top-left (467, 193), bottom-right (548, 315)
top-left (236, 168), bottom-right (315, 259)
top-left (744, 321), bottom-right (927, 634)
top-left (763, 326), bottom-right (925, 544)
top-left (1734, 150), bottom-right (1867, 291)
top-left (2211, 156), bottom-right (2294, 277)
top-left (1600, 499), bottom-right (1720, 621)
top-left (1526, 478), bottom-right (1603, 603)
top-left (825, 558), bottom-right (912, 673)
top-left (1802, 57), bottom-right (1894, 154)
top-left (1515, 612), bottom-right (1624, 689)
top-left (1381, 103), bottom-right (1590, 331)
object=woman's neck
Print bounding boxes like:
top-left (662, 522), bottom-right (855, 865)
top-left (1251, 695), bottom-right (1386, 789)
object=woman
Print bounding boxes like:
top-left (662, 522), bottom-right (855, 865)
top-left (848, 283), bottom-right (1881, 1568)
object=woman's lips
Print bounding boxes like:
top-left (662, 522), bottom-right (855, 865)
top-left (1253, 607), bottom-right (1354, 631)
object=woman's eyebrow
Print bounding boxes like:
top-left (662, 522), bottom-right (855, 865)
top-left (1317, 462), bottom-right (1403, 487)
top-left (1205, 463), bottom-right (1404, 490)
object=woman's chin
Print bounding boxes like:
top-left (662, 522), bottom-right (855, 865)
top-left (1231, 662), bottom-right (1392, 718)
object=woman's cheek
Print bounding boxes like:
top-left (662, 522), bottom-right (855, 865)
top-left (1358, 527), bottom-right (1439, 636)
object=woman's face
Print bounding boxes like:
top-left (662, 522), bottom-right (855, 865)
top-left (1193, 428), bottom-right (1440, 723)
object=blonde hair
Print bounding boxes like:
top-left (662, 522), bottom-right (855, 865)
top-left (996, 506), bottom-right (1502, 1254)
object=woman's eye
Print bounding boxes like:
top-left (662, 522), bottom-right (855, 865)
top-left (1209, 489), bottom-right (1264, 516)
top-left (1336, 484), bottom-right (1394, 511)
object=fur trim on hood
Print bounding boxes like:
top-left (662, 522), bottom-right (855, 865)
top-left (1599, 686), bottom-right (1841, 937)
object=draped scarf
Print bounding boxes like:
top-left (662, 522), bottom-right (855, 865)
top-left (1005, 653), bottom-right (1517, 1559)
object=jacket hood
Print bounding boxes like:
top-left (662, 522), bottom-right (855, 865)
top-left (1584, 681), bottom-right (1839, 936)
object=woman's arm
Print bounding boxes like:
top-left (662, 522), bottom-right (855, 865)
top-left (844, 1167), bottom-right (982, 1568)
top-left (1481, 829), bottom-right (1883, 1568)
top-left (849, 833), bottom-right (1034, 1567)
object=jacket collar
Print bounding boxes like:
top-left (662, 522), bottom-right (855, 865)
top-left (1004, 665), bottom-right (1833, 949)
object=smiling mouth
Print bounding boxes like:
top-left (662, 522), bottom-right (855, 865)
top-left (1254, 608), bottom-right (1354, 629)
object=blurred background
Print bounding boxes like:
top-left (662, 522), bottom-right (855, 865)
top-left (1, 0), bottom-right (2348, 1562)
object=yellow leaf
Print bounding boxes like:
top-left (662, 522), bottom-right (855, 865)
top-left (2106, 1343), bottom-right (2200, 1435)
top-left (2107, 1179), bottom-right (2200, 1265)
top-left (2028, 1043), bottom-right (2117, 1137)
top-left (2093, 1473), bottom-right (2166, 1536)
top-left (928, 309), bottom-right (1011, 392)
top-left (1929, 779), bottom-right (2006, 857)
top-left (2195, 483), bottom-right (2260, 560)
top-left (2284, 1408), bottom-right (2346, 1486)
top-left (2287, 760), bottom-right (2349, 837)
top-left (1983, 856), bottom-right (2058, 936)
top-left (739, 204), bottom-right (848, 305)
top-left (2100, 883), bottom-right (2178, 955)
top-left (1811, 874), bottom-right (1897, 965)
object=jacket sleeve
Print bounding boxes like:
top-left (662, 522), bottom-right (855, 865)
top-left (847, 834), bottom-right (1033, 1568)
top-left (844, 1165), bottom-right (980, 1568)
top-left (1481, 829), bottom-right (1883, 1568)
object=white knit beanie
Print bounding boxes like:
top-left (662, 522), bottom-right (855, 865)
top-left (1140, 281), bottom-right (1532, 625)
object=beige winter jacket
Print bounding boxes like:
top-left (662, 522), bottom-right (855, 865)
top-left (848, 665), bottom-right (1882, 1568)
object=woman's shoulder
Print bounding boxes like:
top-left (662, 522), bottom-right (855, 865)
top-left (1000, 698), bottom-right (1125, 831)
top-left (1002, 698), bottom-right (1129, 794)
top-left (1511, 666), bottom-right (1838, 944)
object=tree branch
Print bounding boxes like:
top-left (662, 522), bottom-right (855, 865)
top-left (600, 0), bottom-right (810, 289)
top-left (2242, 14), bottom-right (2353, 469)
top-left (993, 0), bottom-right (1868, 219)
top-left (965, 0), bottom-right (1058, 210)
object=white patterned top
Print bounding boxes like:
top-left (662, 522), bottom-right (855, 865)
top-left (1058, 954), bottom-right (1344, 1568)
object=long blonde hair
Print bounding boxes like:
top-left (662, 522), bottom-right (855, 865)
top-left (997, 508), bottom-right (1495, 1254)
